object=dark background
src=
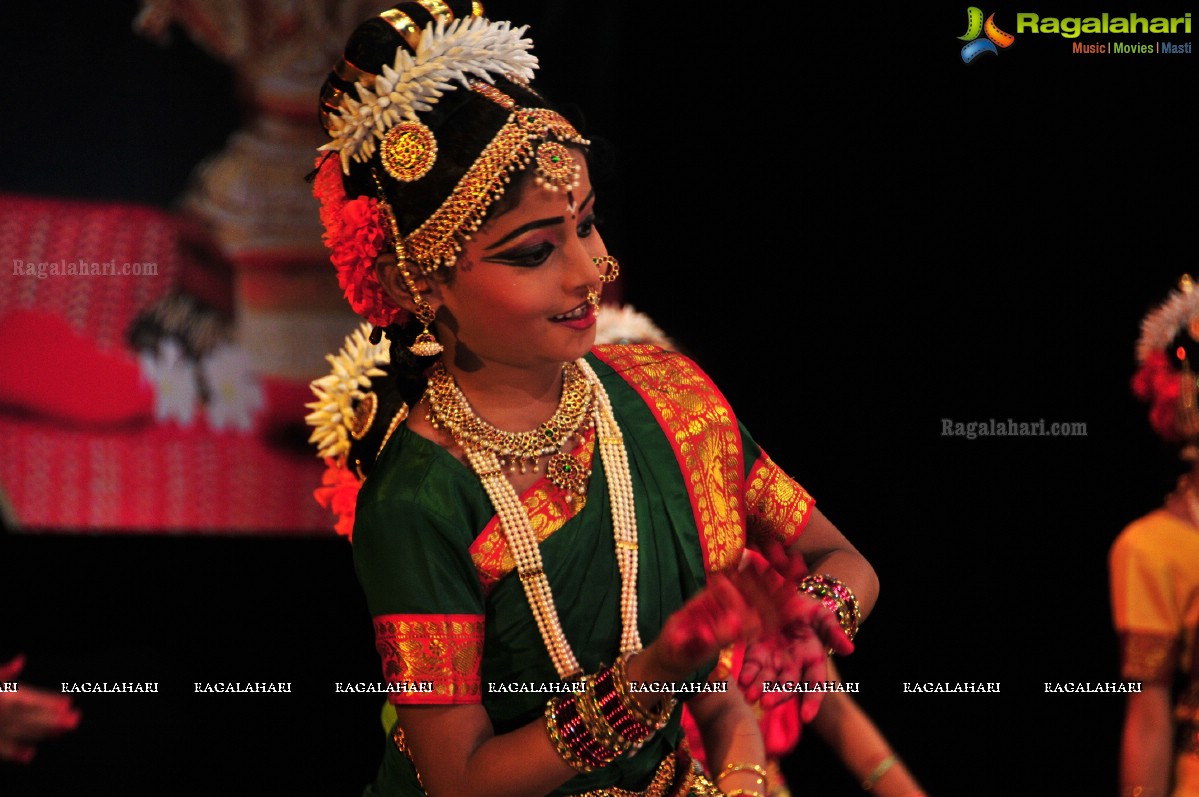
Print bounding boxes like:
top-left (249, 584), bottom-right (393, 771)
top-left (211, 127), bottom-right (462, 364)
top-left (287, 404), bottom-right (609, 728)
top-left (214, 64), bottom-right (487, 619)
top-left (2, 2), bottom-right (1195, 794)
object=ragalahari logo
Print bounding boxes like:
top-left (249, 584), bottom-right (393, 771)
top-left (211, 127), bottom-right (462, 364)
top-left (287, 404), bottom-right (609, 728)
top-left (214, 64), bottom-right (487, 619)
top-left (959, 7), bottom-right (1015, 62)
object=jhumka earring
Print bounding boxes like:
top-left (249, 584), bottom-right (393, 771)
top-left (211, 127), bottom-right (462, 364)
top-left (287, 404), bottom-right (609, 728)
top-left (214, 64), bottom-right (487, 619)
top-left (593, 256), bottom-right (620, 284)
top-left (373, 171), bottom-right (444, 357)
top-left (408, 299), bottom-right (443, 357)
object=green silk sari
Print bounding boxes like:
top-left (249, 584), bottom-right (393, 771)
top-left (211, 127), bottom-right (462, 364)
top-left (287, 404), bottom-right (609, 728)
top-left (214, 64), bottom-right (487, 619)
top-left (352, 346), bottom-right (810, 796)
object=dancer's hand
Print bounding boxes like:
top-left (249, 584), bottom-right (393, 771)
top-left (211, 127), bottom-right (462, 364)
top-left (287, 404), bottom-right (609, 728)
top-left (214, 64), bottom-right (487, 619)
top-left (650, 556), bottom-right (849, 686)
top-left (738, 539), bottom-right (854, 718)
top-left (0, 655), bottom-right (81, 763)
top-left (652, 572), bottom-right (762, 677)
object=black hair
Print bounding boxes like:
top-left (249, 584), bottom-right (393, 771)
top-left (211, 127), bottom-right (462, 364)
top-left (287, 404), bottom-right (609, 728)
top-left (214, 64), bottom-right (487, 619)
top-left (321, 3), bottom-right (575, 235)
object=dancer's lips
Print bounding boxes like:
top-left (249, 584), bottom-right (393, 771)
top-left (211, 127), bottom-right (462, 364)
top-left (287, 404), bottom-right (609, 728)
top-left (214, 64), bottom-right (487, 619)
top-left (550, 301), bottom-right (596, 329)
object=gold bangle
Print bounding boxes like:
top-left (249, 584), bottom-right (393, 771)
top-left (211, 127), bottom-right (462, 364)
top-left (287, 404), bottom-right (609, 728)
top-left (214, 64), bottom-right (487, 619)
top-left (862, 753), bottom-right (897, 790)
top-left (575, 676), bottom-right (632, 755)
top-left (612, 656), bottom-right (676, 730)
top-left (544, 697), bottom-right (594, 773)
top-left (716, 762), bottom-right (769, 783)
top-left (798, 573), bottom-right (861, 641)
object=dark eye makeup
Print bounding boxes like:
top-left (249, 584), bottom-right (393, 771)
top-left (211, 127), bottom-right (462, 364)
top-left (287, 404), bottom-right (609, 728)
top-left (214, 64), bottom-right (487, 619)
top-left (484, 212), bottom-right (602, 269)
top-left (485, 241), bottom-right (555, 268)
top-left (577, 213), bottom-right (600, 238)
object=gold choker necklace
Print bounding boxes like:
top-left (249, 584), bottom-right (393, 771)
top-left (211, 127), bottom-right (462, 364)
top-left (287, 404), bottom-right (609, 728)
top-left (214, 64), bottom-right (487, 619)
top-left (425, 362), bottom-right (594, 495)
top-left (430, 359), bottom-right (642, 679)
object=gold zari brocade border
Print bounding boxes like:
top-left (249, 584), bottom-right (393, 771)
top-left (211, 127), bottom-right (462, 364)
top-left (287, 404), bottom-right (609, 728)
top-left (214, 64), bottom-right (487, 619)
top-left (592, 345), bottom-right (745, 575)
top-left (1118, 631), bottom-right (1179, 684)
top-left (470, 427), bottom-right (596, 594)
top-left (374, 613), bottom-right (485, 704)
top-left (745, 453), bottom-right (815, 548)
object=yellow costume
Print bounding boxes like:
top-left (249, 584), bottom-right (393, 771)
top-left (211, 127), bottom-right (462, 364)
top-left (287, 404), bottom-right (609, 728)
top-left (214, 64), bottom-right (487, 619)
top-left (1111, 509), bottom-right (1199, 796)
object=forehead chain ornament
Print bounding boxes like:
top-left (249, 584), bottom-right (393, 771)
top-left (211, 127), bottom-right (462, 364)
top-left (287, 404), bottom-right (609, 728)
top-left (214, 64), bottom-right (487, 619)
top-left (384, 80), bottom-right (588, 274)
top-left (470, 79), bottom-right (583, 197)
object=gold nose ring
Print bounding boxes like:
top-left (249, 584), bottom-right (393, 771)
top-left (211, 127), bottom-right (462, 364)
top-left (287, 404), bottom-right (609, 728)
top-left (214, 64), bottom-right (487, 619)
top-left (593, 256), bottom-right (619, 284)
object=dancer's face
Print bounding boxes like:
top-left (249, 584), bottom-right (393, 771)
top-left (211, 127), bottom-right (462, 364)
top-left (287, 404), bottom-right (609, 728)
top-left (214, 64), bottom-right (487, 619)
top-left (429, 159), bottom-right (609, 372)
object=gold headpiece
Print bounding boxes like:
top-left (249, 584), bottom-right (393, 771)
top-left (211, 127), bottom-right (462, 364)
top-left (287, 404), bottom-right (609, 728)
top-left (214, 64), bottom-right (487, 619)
top-left (316, 2), bottom-right (590, 335)
top-left (396, 82), bottom-right (588, 272)
top-left (319, 6), bottom-right (535, 172)
top-left (319, 4), bottom-right (588, 274)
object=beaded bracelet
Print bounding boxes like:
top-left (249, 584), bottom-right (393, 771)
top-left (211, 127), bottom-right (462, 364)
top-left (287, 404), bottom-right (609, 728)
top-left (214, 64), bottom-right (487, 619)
top-left (545, 697), bottom-right (598, 773)
top-left (610, 656), bottom-right (677, 730)
top-left (798, 573), bottom-right (861, 641)
top-left (557, 695), bottom-right (617, 770)
top-left (574, 677), bottom-right (634, 754)
top-left (546, 659), bottom-right (681, 773)
top-left (719, 757), bottom-right (767, 795)
top-left (592, 658), bottom-right (676, 740)
top-left (592, 662), bottom-right (653, 743)
top-left (716, 761), bottom-right (768, 795)
top-left (716, 762), bottom-right (769, 783)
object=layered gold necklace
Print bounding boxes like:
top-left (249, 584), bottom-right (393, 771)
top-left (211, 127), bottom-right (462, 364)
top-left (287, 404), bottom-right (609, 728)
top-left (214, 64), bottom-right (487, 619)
top-left (424, 359), bottom-right (642, 679)
top-left (425, 361), bottom-right (594, 496)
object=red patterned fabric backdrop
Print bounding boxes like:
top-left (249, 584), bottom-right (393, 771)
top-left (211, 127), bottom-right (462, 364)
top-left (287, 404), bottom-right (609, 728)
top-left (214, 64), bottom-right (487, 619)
top-left (0, 193), bottom-right (330, 534)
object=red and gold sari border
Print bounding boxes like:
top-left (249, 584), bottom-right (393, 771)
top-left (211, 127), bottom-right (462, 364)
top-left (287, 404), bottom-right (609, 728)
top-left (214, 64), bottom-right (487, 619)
top-left (745, 452), bottom-right (815, 547)
top-left (373, 613), bottom-right (485, 704)
top-left (591, 345), bottom-right (746, 575)
top-left (469, 426), bottom-right (596, 594)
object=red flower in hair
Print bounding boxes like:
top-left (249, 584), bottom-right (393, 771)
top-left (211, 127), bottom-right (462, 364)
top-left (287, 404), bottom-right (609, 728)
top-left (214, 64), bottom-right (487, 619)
top-left (312, 155), bottom-right (405, 328)
top-left (1132, 350), bottom-right (1183, 442)
top-left (313, 458), bottom-right (363, 541)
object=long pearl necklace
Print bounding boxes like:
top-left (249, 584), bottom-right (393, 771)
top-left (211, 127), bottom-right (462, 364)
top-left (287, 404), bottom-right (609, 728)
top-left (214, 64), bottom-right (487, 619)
top-left (441, 359), bottom-right (642, 679)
